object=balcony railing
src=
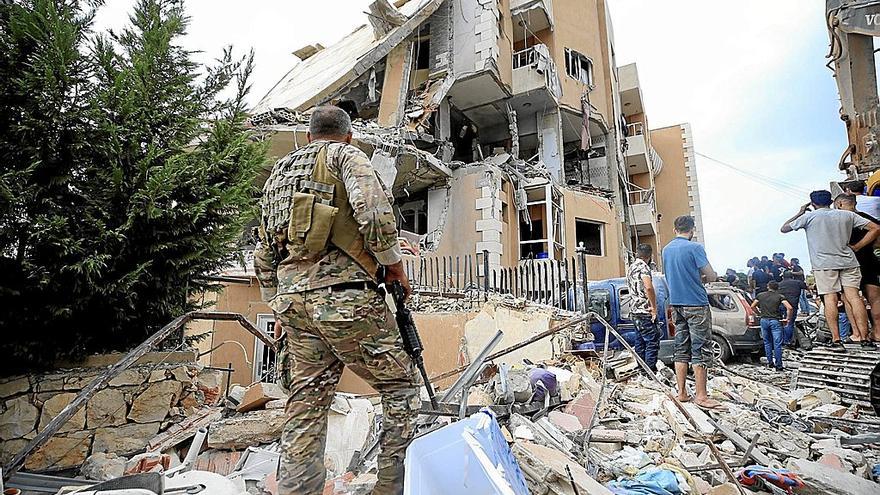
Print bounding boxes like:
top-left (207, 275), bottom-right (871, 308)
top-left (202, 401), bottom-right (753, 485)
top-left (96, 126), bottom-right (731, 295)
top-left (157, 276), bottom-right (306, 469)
top-left (628, 186), bottom-right (655, 207)
top-left (628, 186), bottom-right (656, 230)
top-left (511, 0), bottom-right (554, 42)
top-left (400, 251), bottom-right (590, 312)
top-left (626, 121), bottom-right (645, 137)
top-left (513, 46), bottom-right (539, 69)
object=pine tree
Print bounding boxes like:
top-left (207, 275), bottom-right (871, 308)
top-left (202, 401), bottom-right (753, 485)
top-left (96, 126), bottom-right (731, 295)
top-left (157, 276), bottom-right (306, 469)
top-left (0, 0), bottom-right (267, 372)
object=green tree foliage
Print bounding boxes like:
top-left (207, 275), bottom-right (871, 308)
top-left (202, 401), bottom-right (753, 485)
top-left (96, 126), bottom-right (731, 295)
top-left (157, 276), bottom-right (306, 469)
top-left (0, 0), bottom-right (267, 372)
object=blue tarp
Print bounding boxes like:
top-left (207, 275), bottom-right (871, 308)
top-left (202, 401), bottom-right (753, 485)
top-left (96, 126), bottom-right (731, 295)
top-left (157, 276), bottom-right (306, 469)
top-left (607, 468), bottom-right (683, 495)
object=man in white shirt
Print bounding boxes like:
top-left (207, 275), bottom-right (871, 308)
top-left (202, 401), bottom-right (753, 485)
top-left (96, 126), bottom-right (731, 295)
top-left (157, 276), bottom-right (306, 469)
top-left (781, 190), bottom-right (880, 352)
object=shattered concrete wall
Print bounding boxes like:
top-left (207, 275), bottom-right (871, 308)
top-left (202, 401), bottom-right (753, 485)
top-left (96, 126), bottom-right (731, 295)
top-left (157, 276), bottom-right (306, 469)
top-left (426, 167), bottom-right (482, 260)
top-left (538, 110), bottom-right (564, 183)
top-left (425, 163), bottom-right (520, 270)
top-left (427, 0), bottom-right (452, 72)
top-left (464, 301), bottom-right (557, 365)
top-left (0, 353), bottom-right (222, 472)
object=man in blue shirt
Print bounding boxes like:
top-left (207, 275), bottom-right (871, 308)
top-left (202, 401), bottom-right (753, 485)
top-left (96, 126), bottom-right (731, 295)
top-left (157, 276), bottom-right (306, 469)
top-left (662, 215), bottom-right (724, 411)
top-left (751, 265), bottom-right (772, 295)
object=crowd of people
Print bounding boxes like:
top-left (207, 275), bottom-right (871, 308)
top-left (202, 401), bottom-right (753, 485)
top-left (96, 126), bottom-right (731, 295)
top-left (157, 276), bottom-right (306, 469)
top-left (623, 183), bottom-right (880, 389)
top-left (742, 253), bottom-right (810, 352)
top-left (620, 180), bottom-right (880, 407)
top-left (712, 181), bottom-right (880, 372)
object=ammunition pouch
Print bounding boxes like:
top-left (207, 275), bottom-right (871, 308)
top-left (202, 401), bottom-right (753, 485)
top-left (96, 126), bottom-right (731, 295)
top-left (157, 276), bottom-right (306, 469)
top-left (289, 192), bottom-right (339, 255)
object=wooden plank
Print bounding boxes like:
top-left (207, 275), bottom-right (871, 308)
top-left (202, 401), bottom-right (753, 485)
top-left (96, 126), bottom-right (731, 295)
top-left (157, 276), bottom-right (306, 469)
top-left (800, 358), bottom-right (877, 370)
top-left (740, 434), bottom-right (760, 465)
top-left (802, 351), bottom-right (880, 364)
top-left (797, 368), bottom-right (872, 387)
top-left (709, 419), bottom-right (775, 468)
top-left (840, 433), bottom-right (880, 445)
top-left (146, 407), bottom-right (223, 452)
top-left (799, 363), bottom-right (877, 374)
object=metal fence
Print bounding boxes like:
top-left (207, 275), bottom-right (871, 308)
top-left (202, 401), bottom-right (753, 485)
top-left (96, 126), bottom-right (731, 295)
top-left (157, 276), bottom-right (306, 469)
top-left (403, 249), bottom-right (590, 311)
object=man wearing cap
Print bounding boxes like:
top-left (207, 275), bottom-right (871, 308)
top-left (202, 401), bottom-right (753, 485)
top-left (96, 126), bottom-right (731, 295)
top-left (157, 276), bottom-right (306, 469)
top-left (781, 190), bottom-right (880, 352)
top-left (841, 179), bottom-right (880, 220)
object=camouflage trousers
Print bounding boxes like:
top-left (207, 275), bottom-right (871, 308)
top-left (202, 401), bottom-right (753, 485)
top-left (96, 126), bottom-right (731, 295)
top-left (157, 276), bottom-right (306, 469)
top-left (270, 285), bottom-right (421, 495)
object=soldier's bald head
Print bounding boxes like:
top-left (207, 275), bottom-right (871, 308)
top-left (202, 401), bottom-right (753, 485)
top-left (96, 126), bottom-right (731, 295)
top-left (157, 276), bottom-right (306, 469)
top-left (308, 105), bottom-right (352, 143)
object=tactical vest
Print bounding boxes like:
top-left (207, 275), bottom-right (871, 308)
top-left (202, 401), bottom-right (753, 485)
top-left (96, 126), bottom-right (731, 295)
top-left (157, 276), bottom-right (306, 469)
top-left (262, 142), bottom-right (380, 280)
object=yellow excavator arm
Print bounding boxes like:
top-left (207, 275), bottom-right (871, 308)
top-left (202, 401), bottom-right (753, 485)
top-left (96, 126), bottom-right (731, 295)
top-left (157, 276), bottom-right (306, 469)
top-left (827, 0), bottom-right (880, 176)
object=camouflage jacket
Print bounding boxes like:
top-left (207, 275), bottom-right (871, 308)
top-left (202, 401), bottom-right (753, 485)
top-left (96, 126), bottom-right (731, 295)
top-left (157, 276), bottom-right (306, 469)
top-left (253, 140), bottom-right (401, 301)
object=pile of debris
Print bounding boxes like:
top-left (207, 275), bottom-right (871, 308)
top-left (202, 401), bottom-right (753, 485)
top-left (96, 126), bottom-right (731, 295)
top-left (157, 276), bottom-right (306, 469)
top-left (5, 303), bottom-right (880, 495)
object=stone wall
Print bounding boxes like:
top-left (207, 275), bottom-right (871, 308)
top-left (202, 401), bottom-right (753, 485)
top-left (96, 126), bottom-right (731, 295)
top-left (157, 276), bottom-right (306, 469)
top-left (0, 352), bottom-right (222, 472)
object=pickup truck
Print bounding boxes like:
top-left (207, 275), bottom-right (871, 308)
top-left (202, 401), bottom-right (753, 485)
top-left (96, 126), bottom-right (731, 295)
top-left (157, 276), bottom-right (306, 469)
top-left (581, 277), bottom-right (764, 363)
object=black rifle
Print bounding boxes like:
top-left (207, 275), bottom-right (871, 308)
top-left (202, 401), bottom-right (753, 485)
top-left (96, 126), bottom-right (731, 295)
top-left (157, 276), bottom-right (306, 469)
top-left (389, 281), bottom-right (439, 409)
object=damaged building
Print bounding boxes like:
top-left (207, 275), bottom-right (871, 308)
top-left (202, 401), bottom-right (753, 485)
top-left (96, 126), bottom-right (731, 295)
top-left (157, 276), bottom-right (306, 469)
top-left (192, 0), bottom-right (704, 388)
top-left (249, 0), bottom-right (703, 274)
top-left (6, 2), bottom-right (880, 494)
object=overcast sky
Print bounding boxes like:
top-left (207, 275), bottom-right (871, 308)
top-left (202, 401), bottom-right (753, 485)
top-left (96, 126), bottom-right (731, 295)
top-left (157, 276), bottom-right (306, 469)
top-left (94, 0), bottom-right (860, 272)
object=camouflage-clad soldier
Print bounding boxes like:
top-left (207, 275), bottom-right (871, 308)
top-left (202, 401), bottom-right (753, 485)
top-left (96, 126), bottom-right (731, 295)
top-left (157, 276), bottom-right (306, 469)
top-left (254, 105), bottom-right (420, 494)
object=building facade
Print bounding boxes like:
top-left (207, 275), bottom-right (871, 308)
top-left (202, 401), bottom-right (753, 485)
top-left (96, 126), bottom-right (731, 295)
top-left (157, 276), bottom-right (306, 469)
top-left (192, 0), bottom-right (703, 386)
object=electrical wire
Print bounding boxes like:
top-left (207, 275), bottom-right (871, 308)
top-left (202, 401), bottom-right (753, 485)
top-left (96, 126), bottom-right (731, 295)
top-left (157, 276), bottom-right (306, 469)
top-left (695, 151), bottom-right (812, 199)
top-left (696, 152), bottom-right (810, 194)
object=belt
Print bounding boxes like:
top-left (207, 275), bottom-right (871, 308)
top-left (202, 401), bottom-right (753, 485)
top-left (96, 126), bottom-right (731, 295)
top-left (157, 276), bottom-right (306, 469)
top-left (329, 281), bottom-right (380, 292)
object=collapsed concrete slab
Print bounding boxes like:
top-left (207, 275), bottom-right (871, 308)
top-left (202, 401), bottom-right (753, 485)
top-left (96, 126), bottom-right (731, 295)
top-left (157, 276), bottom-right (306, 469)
top-left (206, 409), bottom-right (288, 450)
top-left (513, 441), bottom-right (614, 495)
top-left (786, 458), bottom-right (879, 495)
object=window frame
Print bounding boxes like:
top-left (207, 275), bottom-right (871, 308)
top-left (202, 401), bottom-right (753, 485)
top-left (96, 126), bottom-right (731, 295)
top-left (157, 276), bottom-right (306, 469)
top-left (254, 314), bottom-right (279, 383)
top-left (618, 287), bottom-right (632, 320)
top-left (574, 218), bottom-right (605, 257)
top-left (564, 48), bottom-right (594, 88)
top-left (708, 291), bottom-right (741, 313)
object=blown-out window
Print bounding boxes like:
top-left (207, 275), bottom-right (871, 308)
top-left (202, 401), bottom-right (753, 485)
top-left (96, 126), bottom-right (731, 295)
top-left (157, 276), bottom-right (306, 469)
top-left (575, 218), bottom-right (604, 256)
top-left (564, 48), bottom-right (594, 87)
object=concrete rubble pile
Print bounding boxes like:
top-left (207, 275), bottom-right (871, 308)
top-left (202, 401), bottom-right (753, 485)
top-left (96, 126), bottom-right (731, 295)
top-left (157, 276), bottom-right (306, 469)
top-left (6, 302), bottom-right (880, 495)
top-left (18, 377), bottom-right (380, 495)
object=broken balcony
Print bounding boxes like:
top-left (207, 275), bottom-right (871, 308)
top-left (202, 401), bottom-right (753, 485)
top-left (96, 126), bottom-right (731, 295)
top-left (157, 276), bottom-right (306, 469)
top-left (512, 45), bottom-right (562, 101)
top-left (624, 122), bottom-right (652, 175)
top-left (618, 62), bottom-right (643, 117)
top-left (628, 186), bottom-right (657, 236)
top-left (511, 0), bottom-right (554, 41)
